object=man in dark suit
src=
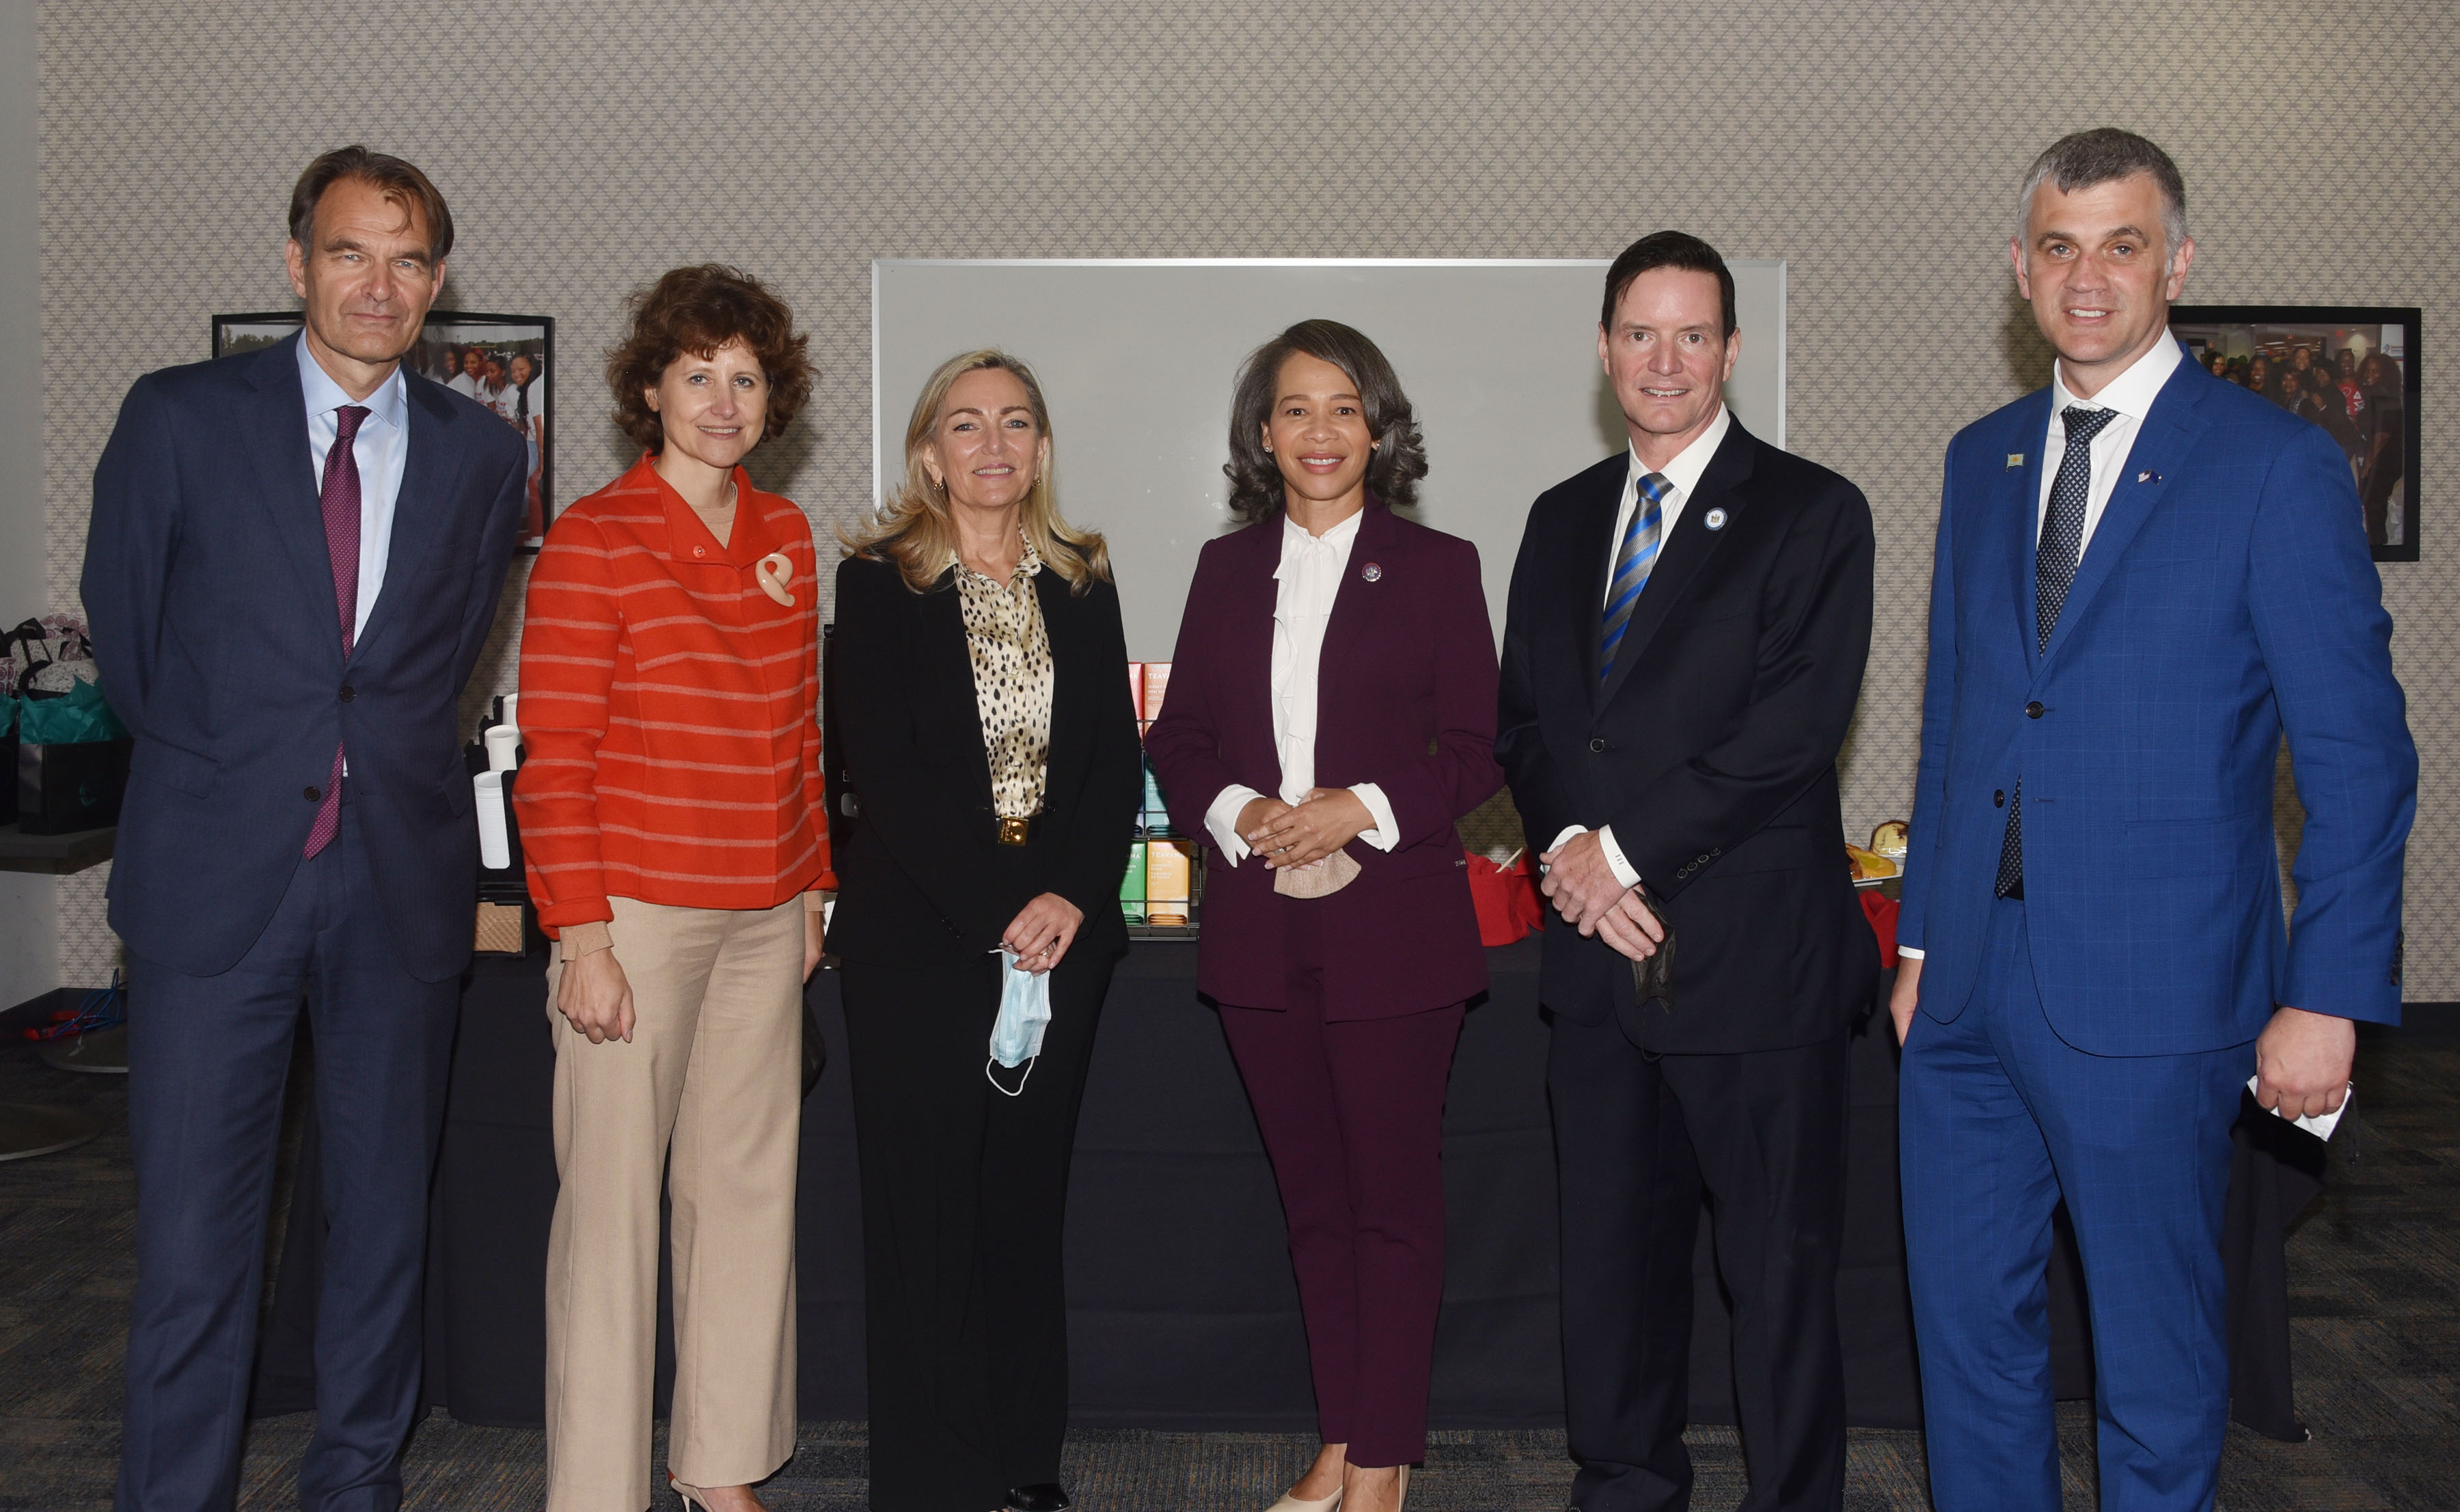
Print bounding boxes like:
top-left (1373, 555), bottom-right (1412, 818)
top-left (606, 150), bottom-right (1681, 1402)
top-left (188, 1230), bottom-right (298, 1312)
top-left (1893, 129), bottom-right (2413, 1512)
top-left (83, 147), bottom-right (527, 1512)
top-left (1497, 232), bottom-right (1876, 1512)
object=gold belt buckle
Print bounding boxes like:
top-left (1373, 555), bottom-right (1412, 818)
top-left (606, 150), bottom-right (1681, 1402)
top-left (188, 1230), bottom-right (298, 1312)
top-left (996, 816), bottom-right (1030, 847)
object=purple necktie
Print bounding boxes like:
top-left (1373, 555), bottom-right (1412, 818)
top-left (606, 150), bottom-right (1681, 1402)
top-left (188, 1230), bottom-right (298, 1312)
top-left (303, 404), bottom-right (368, 859)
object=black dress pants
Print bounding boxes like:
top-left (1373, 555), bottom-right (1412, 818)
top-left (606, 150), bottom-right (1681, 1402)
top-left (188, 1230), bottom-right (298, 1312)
top-left (839, 948), bottom-right (1113, 1512)
top-left (1548, 1007), bottom-right (1850, 1512)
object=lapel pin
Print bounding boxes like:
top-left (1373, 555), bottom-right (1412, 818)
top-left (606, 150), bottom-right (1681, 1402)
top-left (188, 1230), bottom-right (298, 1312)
top-left (1703, 508), bottom-right (1729, 532)
top-left (2137, 470), bottom-right (2160, 484)
top-left (2007, 453), bottom-right (2025, 468)
top-left (1361, 562), bottom-right (1382, 582)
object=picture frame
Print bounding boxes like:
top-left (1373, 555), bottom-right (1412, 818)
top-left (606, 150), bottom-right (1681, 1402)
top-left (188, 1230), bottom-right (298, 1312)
top-left (213, 310), bottom-right (557, 549)
top-left (2168, 305), bottom-right (2419, 562)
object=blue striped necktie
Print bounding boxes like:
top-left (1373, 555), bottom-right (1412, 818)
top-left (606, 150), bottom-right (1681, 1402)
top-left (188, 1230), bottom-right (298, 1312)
top-left (1598, 470), bottom-right (1669, 681)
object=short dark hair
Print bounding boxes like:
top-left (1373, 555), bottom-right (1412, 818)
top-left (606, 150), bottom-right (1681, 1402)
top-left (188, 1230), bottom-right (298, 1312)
top-left (288, 146), bottom-right (454, 262)
top-left (606, 264), bottom-right (815, 454)
top-left (1601, 231), bottom-right (1736, 336)
top-left (2018, 128), bottom-right (2187, 255)
top-left (1222, 320), bottom-right (1427, 523)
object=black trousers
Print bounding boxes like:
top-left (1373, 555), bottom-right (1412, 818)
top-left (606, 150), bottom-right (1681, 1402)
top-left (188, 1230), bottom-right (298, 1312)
top-left (839, 948), bottom-right (1113, 1512)
top-left (1548, 1007), bottom-right (1850, 1512)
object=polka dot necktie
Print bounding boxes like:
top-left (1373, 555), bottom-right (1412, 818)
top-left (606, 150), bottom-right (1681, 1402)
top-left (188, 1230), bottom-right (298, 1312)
top-left (303, 404), bottom-right (367, 860)
top-left (1598, 471), bottom-right (1669, 681)
top-left (1995, 404), bottom-right (2118, 900)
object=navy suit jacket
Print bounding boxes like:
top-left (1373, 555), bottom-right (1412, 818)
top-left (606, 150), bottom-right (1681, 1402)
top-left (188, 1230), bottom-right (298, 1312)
top-left (83, 334), bottom-right (528, 982)
top-left (1144, 504), bottom-right (1504, 1018)
top-left (1496, 418), bottom-right (1877, 1051)
top-left (1898, 357), bottom-right (2416, 1051)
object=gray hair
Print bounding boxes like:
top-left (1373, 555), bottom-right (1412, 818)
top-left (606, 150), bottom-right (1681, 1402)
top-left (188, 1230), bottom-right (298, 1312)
top-left (2017, 128), bottom-right (2188, 260)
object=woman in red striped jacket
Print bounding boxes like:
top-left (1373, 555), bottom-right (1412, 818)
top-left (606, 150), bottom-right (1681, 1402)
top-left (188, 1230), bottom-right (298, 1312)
top-left (515, 264), bottom-right (830, 1512)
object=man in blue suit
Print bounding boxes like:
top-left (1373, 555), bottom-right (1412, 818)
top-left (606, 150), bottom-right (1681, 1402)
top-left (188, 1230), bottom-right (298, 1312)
top-left (1891, 128), bottom-right (2414, 1511)
top-left (83, 148), bottom-right (526, 1511)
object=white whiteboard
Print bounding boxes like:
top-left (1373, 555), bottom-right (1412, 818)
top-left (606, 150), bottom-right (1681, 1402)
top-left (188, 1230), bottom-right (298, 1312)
top-left (872, 259), bottom-right (1786, 659)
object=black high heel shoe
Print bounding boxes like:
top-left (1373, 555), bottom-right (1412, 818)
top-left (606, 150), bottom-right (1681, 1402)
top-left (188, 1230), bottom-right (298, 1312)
top-left (1007, 1484), bottom-right (1071, 1512)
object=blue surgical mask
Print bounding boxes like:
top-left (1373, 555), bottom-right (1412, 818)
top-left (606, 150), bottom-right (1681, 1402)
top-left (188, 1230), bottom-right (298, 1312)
top-left (987, 950), bottom-right (1052, 1095)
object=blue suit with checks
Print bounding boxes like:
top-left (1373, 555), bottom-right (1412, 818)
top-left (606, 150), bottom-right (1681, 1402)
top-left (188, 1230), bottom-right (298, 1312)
top-left (1895, 352), bottom-right (2413, 1510)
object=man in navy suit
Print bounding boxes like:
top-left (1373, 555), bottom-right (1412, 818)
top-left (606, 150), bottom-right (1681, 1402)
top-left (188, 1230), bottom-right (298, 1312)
top-left (1893, 128), bottom-right (2414, 1511)
top-left (1499, 234), bottom-right (1875, 1512)
top-left (83, 148), bottom-right (526, 1511)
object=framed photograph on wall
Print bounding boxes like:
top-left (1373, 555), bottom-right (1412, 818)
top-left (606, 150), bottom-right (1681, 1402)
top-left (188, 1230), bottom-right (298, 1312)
top-left (213, 310), bottom-right (557, 549)
top-left (2168, 305), bottom-right (2419, 561)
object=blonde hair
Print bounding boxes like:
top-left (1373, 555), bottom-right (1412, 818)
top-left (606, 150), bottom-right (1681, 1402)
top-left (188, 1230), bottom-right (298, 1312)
top-left (842, 349), bottom-right (1111, 594)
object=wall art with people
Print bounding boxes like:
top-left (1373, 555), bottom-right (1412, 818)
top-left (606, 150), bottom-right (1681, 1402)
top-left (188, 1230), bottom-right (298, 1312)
top-left (2170, 306), bottom-right (2419, 560)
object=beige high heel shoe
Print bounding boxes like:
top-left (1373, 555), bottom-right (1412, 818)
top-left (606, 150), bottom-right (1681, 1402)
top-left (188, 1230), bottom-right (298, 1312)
top-left (1263, 1487), bottom-right (1340, 1512)
top-left (670, 1478), bottom-right (764, 1512)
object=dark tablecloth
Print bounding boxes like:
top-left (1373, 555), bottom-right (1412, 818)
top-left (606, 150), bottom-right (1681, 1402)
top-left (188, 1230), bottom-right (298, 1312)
top-left (253, 938), bottom-right (2319, 1439)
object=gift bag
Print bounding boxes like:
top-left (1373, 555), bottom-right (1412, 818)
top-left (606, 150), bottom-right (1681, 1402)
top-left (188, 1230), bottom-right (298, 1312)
top-left (1465, 848), bottom-right (1546, 947)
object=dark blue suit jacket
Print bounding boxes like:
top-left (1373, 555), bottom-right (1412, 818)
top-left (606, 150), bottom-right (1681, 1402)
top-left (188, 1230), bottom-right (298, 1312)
top-left (1898, 357), bottom-right (2415, 1052)
top-left (83, 334), bottom-right (528, 982)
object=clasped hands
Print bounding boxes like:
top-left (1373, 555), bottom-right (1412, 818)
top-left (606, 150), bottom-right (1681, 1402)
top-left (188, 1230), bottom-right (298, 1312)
top-left (1240, 788), bottom-right (1374, 868)
top-left (1539, 828), bottom-right (1665, 963)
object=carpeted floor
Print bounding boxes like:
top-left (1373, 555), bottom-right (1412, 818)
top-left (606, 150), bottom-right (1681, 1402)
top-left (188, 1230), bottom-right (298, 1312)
top-left (1, 1026), bottom-right (2451, 1511)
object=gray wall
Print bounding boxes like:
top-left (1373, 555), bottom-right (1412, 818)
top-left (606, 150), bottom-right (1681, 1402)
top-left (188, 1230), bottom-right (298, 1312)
top-left (32, 1), bottom-right (2460, 993)
top-left (3, 0), bottom-right (56, 1006)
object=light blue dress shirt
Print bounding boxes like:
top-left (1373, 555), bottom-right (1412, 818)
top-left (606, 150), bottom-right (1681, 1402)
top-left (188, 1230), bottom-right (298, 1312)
top-left (296, 334), bottom-right (409, 643)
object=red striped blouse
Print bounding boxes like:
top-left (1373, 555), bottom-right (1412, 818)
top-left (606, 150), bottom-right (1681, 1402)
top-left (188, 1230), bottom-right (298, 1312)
top-left (515, 456), bottom-right (832, 934)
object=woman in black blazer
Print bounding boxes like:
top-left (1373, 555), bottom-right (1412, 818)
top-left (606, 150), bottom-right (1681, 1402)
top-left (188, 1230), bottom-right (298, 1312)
top-left (831, 350), bottom-right (1143, 1512)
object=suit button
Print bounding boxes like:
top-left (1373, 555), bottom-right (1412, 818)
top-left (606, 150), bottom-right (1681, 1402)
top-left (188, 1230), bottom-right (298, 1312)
top-left (338, 685), bottom-right (355, 703)
top-left (2025, 701), bottom-right (2044, 719)
top-left (1589, 737), bottom-right (1608, 752)
top-left (303, 786), bottom-right (322, 802)
top-left (1994, 788), bottom-right (2006, 807)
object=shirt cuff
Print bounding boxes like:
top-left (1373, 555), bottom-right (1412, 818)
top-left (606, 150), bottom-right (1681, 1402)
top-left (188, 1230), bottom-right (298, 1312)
top-left (1205, 784), bottom-right (1266, 866)
top-left (1594, 825), bottom-right (1643, 889)
top-left (559, 919), bottom-right (615, 959)
top-left (1542, 823), bottom-right (1642, 889)
top-left (1350, 783), bottom-right (1399, 853)
top-left (1895, 946), bottom-right (1925, 960)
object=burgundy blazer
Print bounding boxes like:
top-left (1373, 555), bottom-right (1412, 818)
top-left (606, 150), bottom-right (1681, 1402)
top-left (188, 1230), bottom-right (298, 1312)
top-left (1145, 504), bottom-right (1504, 1018)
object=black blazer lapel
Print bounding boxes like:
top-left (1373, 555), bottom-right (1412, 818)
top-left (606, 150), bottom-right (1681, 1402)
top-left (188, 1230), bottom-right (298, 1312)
top-left (238, 338), bottom-right (344, 660)
top-left (1575, 465), bottom-right (1624, 690)
top-left (352, 378), bottom-right (468, 665)
top-left (922, 575), bottom-right (1000, 820)
top-left (1595, 420), bottom-right (1759, 711)
top-left (1035, 566), bottom-right (1091, 798)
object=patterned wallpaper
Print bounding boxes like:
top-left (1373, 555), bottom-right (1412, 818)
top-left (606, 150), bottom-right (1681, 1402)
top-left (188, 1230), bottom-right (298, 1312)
top-left (36, 1), bottom-right (2460, 993)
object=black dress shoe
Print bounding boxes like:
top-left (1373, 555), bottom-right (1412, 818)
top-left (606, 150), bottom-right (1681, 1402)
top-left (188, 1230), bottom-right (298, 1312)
top-left (1006, 1485), bottom-right (1071, 1512)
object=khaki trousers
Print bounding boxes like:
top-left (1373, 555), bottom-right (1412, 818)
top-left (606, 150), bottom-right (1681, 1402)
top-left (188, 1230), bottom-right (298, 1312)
top-left (543, 894), bottom-right (804, 1511)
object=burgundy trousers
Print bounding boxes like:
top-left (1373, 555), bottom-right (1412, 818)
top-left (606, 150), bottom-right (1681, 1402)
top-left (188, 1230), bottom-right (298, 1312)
top-left (1216, 899), bottom-right (1466, 1468)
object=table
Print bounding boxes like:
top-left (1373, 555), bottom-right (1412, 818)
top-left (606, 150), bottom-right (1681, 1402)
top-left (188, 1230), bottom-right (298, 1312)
top-left (252, 939), bottom-right (2321, 1440)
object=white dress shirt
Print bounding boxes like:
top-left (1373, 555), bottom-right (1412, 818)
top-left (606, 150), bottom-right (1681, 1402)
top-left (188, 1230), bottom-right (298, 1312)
top-left (2037, 335), bottom-right (2183, 554)
top-left (1203, 508), bottom-right (1399, 866)
top-left (296, 336), bottom-right (409, 642)
top-left (1898, 337), bottom-right (2183, 963)
top-left (1548, 404), bottom-right (1734, 889)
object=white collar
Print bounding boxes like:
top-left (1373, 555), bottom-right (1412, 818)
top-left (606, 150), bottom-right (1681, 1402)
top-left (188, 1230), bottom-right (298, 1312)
top-left (1626, 402), bottom-right (1732, 499)
top-left (1279, 506), bottom-right (1365, 560)
top-left (2052, 335), bottom-right (2183, 422)
top-left (295, 335), bottom-right (409, 432)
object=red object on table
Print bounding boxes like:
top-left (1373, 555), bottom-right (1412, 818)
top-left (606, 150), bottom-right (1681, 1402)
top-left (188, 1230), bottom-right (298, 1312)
top-left (1861, 890), bottom-right (1900, 968)
top-left (1466, 849), bottom-right (1546, 946)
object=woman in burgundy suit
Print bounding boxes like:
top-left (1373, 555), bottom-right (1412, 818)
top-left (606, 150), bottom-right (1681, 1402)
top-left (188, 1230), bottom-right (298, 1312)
top-left (1145, 321), bottom-right (1503, 1512)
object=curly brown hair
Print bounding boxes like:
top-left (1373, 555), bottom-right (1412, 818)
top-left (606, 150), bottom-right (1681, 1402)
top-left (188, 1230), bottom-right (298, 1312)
top-left (1223, 320), bottom-right (1427, 523)
top-left (606, 264), bottom-right (813, 454)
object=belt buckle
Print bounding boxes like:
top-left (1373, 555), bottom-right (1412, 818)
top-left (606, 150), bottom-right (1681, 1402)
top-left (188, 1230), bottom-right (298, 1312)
top-left (996, 816), bottom-right (1030, 847)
